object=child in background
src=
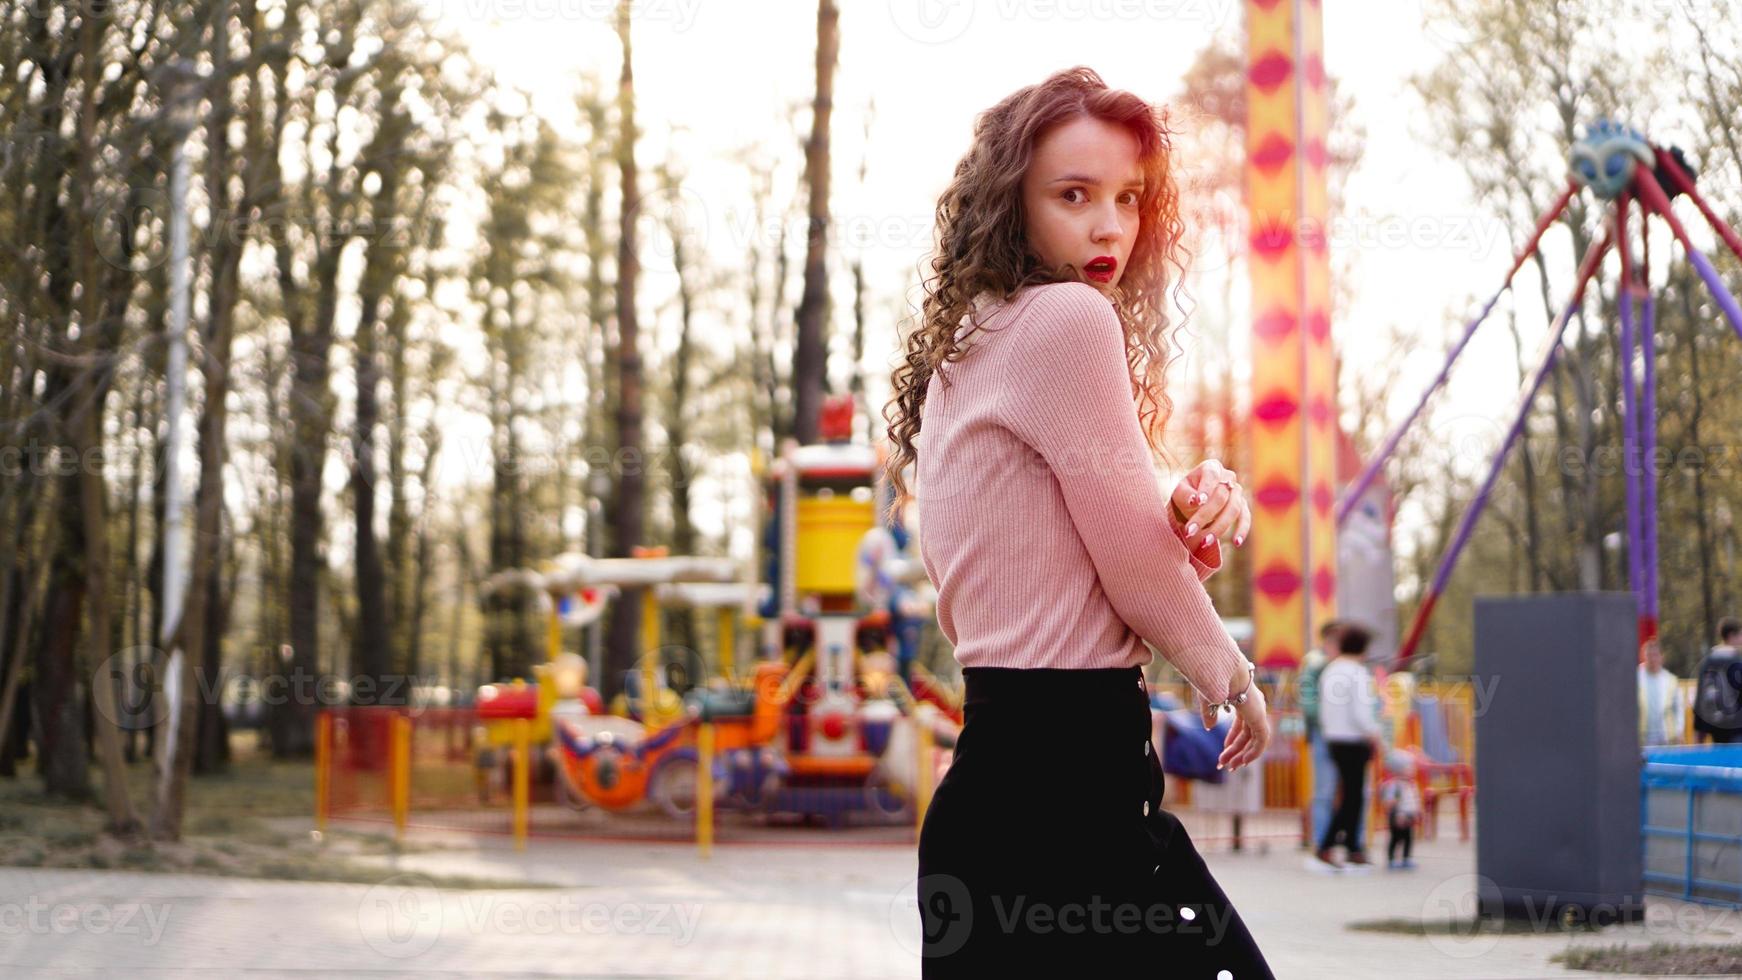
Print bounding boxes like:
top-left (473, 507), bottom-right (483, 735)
top-left (1380, 749), bottom-right (1422, 870)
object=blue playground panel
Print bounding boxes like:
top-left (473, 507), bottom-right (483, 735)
top-left (1642, 745), bottom-right (1742, 906)
top-left (1413, 694), bottom-right (1455, 764)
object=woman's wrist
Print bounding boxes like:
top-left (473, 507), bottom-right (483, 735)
top-left (1229, 659), bottom-right (1252, 696)
top-left (1205, 659), bottom-right (1256, 713)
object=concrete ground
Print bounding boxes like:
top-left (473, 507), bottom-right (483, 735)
top-left (4, 814), bottom-right (1740, 979)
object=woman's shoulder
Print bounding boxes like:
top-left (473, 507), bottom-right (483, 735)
top-left (1017, 281), bottom-right (1116, 320)
top-left (999, 282), bottom-right (1120, 350)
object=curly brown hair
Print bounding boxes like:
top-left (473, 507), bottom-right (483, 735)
top-left (881, 66), bottom-right (1193, 523)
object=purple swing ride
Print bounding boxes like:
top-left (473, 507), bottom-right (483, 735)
top-left (1335, 119), bottom-right (1742, 665)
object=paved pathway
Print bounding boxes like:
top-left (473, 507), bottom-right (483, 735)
top-left (3, 818), bottom-right (1739, 978)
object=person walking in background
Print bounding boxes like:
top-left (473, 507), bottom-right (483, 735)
top-left (1638, 638), bottom-right (1684, 747)
top-left (1299, 619), bottom-right (1354, 857)
top-left (1378, 749), bottom-right (1421, 870)
top-left (1314, 622), bottom-right (1384, 872)
top-left (1694, 618), bottom-right (1742, 745)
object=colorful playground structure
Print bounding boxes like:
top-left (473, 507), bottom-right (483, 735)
top-left (316, 394), bottom-right (967, 840)
top-left (524, 396), bottom-right (963, 828)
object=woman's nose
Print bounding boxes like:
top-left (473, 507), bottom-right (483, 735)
top-left (1093, 209), bottom-right (1124, 246)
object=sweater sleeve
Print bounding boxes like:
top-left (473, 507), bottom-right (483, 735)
top-left (996, 283), bottom-right (1247, 703)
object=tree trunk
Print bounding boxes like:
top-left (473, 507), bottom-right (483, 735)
top-left (665, 179), bottom-right (698, 656)
top-left (37, 486), bottom-right (93, 801)
top-left (191, 1), bottom-right (251, 776)
top-left (387, 305), bottom-right (414, 673)
top-left (769, 220), bottom-right (791, 448)
top-left (850, 259), bottom-right (870, 445)
top-left (24, 0), bottom-right (88, 804)
top-left (791, 0), bottom-right (839, 445)
top-left (604, 0), bottom-right (646, 703)
top-left (153, 147), bottom-right (244, 838)
top-left (350, 73), bottom-right (413, 697)
top-left (264, 11), bottom-right (342, 759)
top-left (192, 521), bottom-right (230, 775)
top-left (350, 197), bottom-right (396, 703)
top-left (123, 372), bottom-right (147, 763)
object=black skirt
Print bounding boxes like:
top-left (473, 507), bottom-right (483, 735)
top-left (916, 666), bottom-right (1276, 977)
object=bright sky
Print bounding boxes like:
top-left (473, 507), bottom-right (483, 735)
top-left (411, 0), bottom-right (1652, 564)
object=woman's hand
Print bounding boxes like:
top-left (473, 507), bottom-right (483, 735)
top-left (1200, 676), bottom-right (1270, 773)
top-left (1169, 458), bottom-right (1252, 551)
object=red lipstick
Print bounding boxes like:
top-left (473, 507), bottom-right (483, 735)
top-left (1084, 255), bottom-right (1117, 283)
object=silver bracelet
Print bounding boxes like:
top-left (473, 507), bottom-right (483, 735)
top-left (1208, 661), bottom-right (1256, 713)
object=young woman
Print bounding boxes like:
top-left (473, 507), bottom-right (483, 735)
top-left (883, 67), bottom-right (1276, 975)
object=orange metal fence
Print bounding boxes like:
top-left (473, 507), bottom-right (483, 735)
top-left (315, 681), bottom-right (1475, 853)
top-left (317, 703), bottom-right (1316, 856)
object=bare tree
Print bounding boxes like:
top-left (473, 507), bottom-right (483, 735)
top-left (603, 0), bottom-right (647, 701)
top-left (791, 0), bottom-right (838, 445)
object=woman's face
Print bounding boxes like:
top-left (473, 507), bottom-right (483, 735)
top-left (1020, 114), bottom-right (1143, 293)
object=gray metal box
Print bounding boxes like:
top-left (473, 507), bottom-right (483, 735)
top-left (1472, 592), bottom-right (1645, 922)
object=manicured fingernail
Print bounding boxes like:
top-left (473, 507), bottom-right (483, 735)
top-left (1185, 522), bottom-right (1198, 537)
top-left (1234, 535), bottom-right (1244, 548)
top-left (1202, 533), bottom-right (1215, 549)
top-left (1190, 493), bottom-right (1203, 506)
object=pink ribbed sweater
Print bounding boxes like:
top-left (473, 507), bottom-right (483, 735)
top-left (915, 281), bottom-right (1247, 704)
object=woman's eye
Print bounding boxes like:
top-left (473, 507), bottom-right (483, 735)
top-left (1062, 188), bottom-right (1085, 203)
top-left (1119, 191), bottom-right (1139, 206)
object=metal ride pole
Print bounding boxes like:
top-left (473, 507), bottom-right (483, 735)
top-left (1633, 167), bottom-right (1742, 344)
top-left (1616, 194), bottom-right (1648, 641)
top-left (1636, 154), bottom-right (1742, 633)
top-left (1639, 224), bottom-right (1661, 634)
top-left (1336, 182), bottom-right (1580, 527)
top-left (1395, 231), bottom-right (1615, 665)
top-left (1654, 145), bottom-right (1742, 266)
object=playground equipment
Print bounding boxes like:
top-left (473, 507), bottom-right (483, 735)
top-left (477, 552), bottom-right (748, 816)
top-left (470, 395), bottom-right (962, 832)
top-left (549, 571), bottom-right (782, 819)
top-left (411, 391), bottom-right (960, 835)
top-left (474, 566), bottom-right (611, 755)
top-left (736, 393), bottom-right (958, 824)
top-left (1340, 122), bottom-right (1742, 658)
top-left (1381, 671), bottom-right (1476, 842)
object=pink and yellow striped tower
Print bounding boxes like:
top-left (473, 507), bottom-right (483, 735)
top-left (1245, 0), bottom-right (1337, 668)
